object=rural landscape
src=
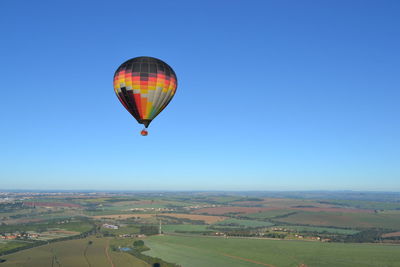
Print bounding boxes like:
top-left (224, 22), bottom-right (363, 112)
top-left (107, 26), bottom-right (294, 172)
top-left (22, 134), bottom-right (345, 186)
top-left (0, 191), bottom-right (400, 267)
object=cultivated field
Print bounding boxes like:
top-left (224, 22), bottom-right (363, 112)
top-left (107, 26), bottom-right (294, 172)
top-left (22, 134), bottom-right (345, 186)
top-left (93, 213), bottom-right (227, 224)
top-left (144, 235), bottom-right (400, 267)
top-left (275, 211), bottom-right (400, 230)
top-left (195, 206), bottom-right (373, 215)
top-left (0, 237), bottom-right (149, 267)
top-left (0, 241), bottom-right (28, 255)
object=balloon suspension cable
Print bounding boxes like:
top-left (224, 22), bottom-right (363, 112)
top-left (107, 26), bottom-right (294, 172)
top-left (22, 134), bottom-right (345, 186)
top-left (140, 128), bottom-right (148, 136)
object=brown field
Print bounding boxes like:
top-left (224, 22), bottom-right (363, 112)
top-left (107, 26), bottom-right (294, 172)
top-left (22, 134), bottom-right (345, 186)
top-left (92, 213), bottom-right (227, 224)
top-left (235, 198), bottom-right (369, 210)
top-left (46, 230), bottom-right (80, 235)
top-left (382, 231), bottom-right (400, 238)
top-left (235, 198), bottom-right (332, 207)
top-left (290, 207), bottom-right (373, 213)
top-left (194, 206), bottom-right (373, 215)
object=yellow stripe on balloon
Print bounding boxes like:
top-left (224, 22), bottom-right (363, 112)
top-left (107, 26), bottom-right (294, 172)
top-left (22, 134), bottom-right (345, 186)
top-left (146, 102), bottom-right (153, 118)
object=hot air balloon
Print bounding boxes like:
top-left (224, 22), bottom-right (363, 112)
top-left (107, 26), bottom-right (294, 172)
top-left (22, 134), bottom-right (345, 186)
top-left (113, 56), bottom-right (178, 136)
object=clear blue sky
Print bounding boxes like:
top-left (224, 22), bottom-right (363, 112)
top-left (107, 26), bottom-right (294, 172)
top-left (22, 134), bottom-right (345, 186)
top-left (1, 0), bottom-right (399, 191)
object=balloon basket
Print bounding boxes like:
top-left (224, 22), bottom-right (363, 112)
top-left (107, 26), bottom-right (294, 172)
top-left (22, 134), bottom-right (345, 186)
top-left (140, 129), bottom-right (148, 136)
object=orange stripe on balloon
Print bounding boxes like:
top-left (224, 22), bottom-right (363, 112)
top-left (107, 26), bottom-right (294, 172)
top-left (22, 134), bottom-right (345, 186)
top-left (141, 97), bottom-right (147, 119)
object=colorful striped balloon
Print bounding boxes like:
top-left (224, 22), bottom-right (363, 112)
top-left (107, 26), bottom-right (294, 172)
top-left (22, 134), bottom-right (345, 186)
top-left (113, 56), bottom-right (178, 130)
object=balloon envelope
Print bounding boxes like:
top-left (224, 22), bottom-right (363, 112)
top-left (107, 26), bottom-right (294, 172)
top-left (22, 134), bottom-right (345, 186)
top-left (113, 56), bottom-right (178, 128)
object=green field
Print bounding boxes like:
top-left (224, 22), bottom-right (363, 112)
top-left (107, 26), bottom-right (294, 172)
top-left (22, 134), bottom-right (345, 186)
top-left (0, 237), bottom-right (149, 267)
top-left (380, 210), bottom-right (400, 215)
top-left (318, 200), bottom-right (400, 210)
top-left (0, 241), bottom-right (31, 255)
top-left (214, 218), bottom-right (274, 228)
top-left (275, 211), bottom-right (400, 230)
top-left (272, 225), bottom-right (359, 235)
top-left (144, 235), bottom-right (400, 267)
top-left (61, 221), bottom-right (93, 232)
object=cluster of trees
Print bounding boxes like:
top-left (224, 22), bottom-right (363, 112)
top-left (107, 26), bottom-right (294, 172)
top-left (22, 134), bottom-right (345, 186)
top-left (102, 230), bottom-right (114, 237)
top-left (223, 230), bottom-right (258, 237)
top-left (127, 247), bottom-right (181, 267)
top-left (331, 229), bottom-right (391, 243)
top-left (140, 225), bottom-right (159, 235)
top-left (215, 222), bottom-right (241, 227)
top-left (264, 233), bottom-right (286, 238)
top-left (133, 240), bottom-right (144, 247)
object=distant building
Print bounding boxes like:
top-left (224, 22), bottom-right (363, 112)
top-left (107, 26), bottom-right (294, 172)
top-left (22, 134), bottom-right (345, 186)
top-left (119, 234), bottom-right (135, 238)
top-left (102, 223), bottom-right (119, 229)
top-left (3, 235), bottom-right (17, 240)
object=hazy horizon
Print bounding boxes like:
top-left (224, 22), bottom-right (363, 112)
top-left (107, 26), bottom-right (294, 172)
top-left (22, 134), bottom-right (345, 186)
top-left (1, 188), bottom-right (400, 193)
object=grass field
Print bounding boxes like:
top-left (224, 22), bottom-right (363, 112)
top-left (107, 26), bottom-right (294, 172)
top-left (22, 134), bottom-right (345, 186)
top-left (144, 235), bottom-right (400, 267)
top-left (272, 225), bottom-right (359, 235)
top-left (0, 237), bottom-right (149, 267)
top-left (0, 241), bottom-right (31, 255)
top-left (214, 218), bottom-right (274, 228)
top-left (275, 211), bottom-right (400, 230)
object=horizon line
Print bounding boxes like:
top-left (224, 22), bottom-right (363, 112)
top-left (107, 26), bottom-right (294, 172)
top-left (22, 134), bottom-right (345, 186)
top-left (1, 189), bottom-right (400, 193)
